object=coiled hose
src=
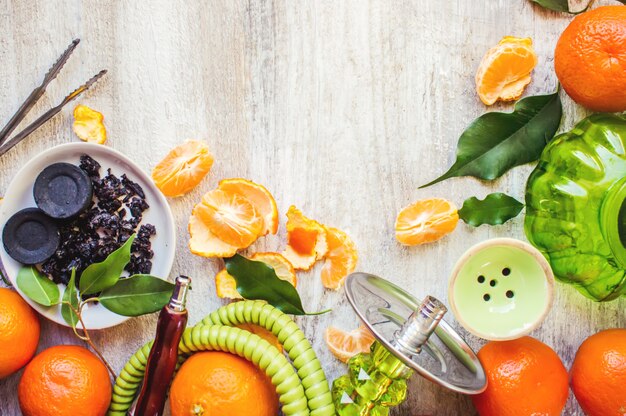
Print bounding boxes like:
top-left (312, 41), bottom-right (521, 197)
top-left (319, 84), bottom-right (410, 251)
top-left (108, 300), bottom-right (335, 416)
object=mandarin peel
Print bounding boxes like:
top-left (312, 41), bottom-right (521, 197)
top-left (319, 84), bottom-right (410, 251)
top-left (73, 104), bottom-right (107, 144)
top-left (282, 206), bottom-right (329, 270)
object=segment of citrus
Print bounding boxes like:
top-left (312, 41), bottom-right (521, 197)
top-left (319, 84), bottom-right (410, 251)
top-left (325, 325), bottom-right (376, 363)
top-left (395, 198), bottom-right (459, 245)
top-left (152, 140), bottom-right (214, 197)
top-left (282, 206), bottom-right (328, 270)
top-left (219, 179), bottom-right (279, 235)
top-left (321, 227), bottom-right (358, 290)
top-left (188, 205), bottom-right (239, 258)
top-left (196, 189), bottom-right (264, 248)
top-left (215, 252), bottom-right (297, 299)
top-left (72, 105), bottom-right (107, 144)
top-left (475, 36), bottom-right (537, 106)
top-left (250, 252), bottom-right (297, 286)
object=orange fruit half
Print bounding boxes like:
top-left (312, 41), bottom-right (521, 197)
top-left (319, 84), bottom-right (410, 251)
top-left (197, 189), bottom-right (264, 248)
top-left (475, 36), bottom-right (537, 106)
top-left (325, 325), bottom-right (375, 363)
top-left (152, 140), bottom-right (214, 197)
top-left (395, 198), bottom-right (458, 245)
top-left (282, 206), bottom-right (328, 270)
top-left (215, 252), bottom-right (297, 299)
top-left (321, 227), bottom-right (358, 290)
top-left (219, 178), bottom-right (279, 236)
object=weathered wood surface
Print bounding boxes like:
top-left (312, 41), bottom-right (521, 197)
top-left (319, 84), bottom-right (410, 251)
top-left (1, 1), bottom-right (624, 415)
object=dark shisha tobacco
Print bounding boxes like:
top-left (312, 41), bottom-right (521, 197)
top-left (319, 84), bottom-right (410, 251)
top-left (41, 155), bottom-right (156, 285)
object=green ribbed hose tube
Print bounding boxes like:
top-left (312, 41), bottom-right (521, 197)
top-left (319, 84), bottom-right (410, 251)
top-left (107, 301), bottom-right (335, 416)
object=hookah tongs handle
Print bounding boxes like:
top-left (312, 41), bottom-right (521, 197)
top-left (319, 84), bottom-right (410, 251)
top-left (130, 275), bottom-right (191, 416)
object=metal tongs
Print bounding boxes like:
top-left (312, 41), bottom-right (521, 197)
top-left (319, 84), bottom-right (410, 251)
top-left (0, 39), bottom-right (107, 158)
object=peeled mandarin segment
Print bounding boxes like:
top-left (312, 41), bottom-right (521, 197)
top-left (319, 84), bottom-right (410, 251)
top-left (188, 207), bottom-right (238, 258)
top-left (475, 36), bottom-right (537, 106)
top-left (395, 198), bottom-right (459, 246)
top-left (218, 179), bottom-right (279, 235)
top-left (250, 252), bottom-right (297, 286)
top-left (282, 206), bottom-right (328, 270)
top-left (325, 325), bottom-right (375, 363)
top-left (198, 189), bottom-right (264, 248)
top-left (72, 105), bottom-right (107, 144)
top-left (152, 140), bottom-right (214, 197)
top-left (321, 226), bottom-right (358, 290)
top-left (215, 269), bottom-right (243, 299)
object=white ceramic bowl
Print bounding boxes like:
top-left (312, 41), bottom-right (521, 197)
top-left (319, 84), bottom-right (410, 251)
top-left (0, 143), bottom-right (176, 329)
top-left (448, 238), bottom-right (554, 341)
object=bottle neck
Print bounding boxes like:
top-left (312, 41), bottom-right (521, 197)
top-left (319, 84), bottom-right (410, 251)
top-left (168, 275), bottom-right (191, 312)
top-left (601, 177), bottom-right (626, 269)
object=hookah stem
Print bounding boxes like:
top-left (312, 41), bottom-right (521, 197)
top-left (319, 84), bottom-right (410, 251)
top-left (132, 275), bottom-right (191, 416)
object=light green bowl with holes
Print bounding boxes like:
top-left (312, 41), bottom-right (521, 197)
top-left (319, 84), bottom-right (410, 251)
top-left (448, 238), bottom-right (555, 341)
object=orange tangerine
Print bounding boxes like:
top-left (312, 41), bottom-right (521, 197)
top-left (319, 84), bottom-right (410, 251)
top-left (395, 198), bottom-right (458, 245)
top-left (475, 36), bottom-right (537, 106)
top-left (0, 288), bottom-right (40, 379)
top-left (218, 179), bottom-right (279, 236)
top-left (197, 189), bottom-right (264, 248)
top-left (18, 345), bottom-right (111, 416)
top-left (169, 351), bottom-right (278, 416)
top-left (321, 227), bottom-right (358, 290)
top-left (152, 140), bottom-right (214, 197)
top-left (282, 206), bottom-right (328, 270)
top-left (325, 325), bottom-right (376, 363)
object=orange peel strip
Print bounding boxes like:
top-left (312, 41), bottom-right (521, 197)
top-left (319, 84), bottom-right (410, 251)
top-left (73, 105), bottom-right (107, 144)
top-left (281, 206), bottom-right (328, 270)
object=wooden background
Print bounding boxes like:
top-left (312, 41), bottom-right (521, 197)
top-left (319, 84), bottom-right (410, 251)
top-left (1, 1), bottom-right (624, 415)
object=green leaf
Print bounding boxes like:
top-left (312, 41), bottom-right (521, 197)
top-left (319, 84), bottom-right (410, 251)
top-left (16, 266), bottom-right (60, 306)
top-left (79, 234), bottom-right (135, 295)
top-left (61, 268), bottom-right (80, 327)
top-left (530, 0), bottom-right (571, 12)
top-left (458, 193), bottom-right (525, 227)
top-left (99, 275), bottom-right (174, 316)
top-left (420, 91), bottom-right (562, 188)
top-left (225, 254), bottom-right (327, 316)
top-left (530, 0), bottom-right (600, 13)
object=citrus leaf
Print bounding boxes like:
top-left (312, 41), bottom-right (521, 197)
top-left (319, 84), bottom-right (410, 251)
top-left (79, 234), bottom-right (135, 295)
top-left (61, 268), bottom-right (80, 327)
top-left (225, 254), bottom-right (328, 316)
top-left (530, 0), bottom-right (571, 12)
top-left (99, 274), bottom-right (174, 316)
top-left (420, 91), bottom-right (562, 188)
top-left (16, 266), bottom-right (60, 306)
top-left (530, 0), bottom-right (597, 13)
top-left (459, 193), bottom-right (524, 227)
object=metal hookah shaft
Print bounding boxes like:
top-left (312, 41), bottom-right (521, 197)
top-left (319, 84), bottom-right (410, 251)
top-left (131, 275), bottom-right (191, 416)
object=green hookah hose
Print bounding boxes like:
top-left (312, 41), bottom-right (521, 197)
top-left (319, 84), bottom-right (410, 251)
top-left (108, 300), bottom-right (335, 416)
